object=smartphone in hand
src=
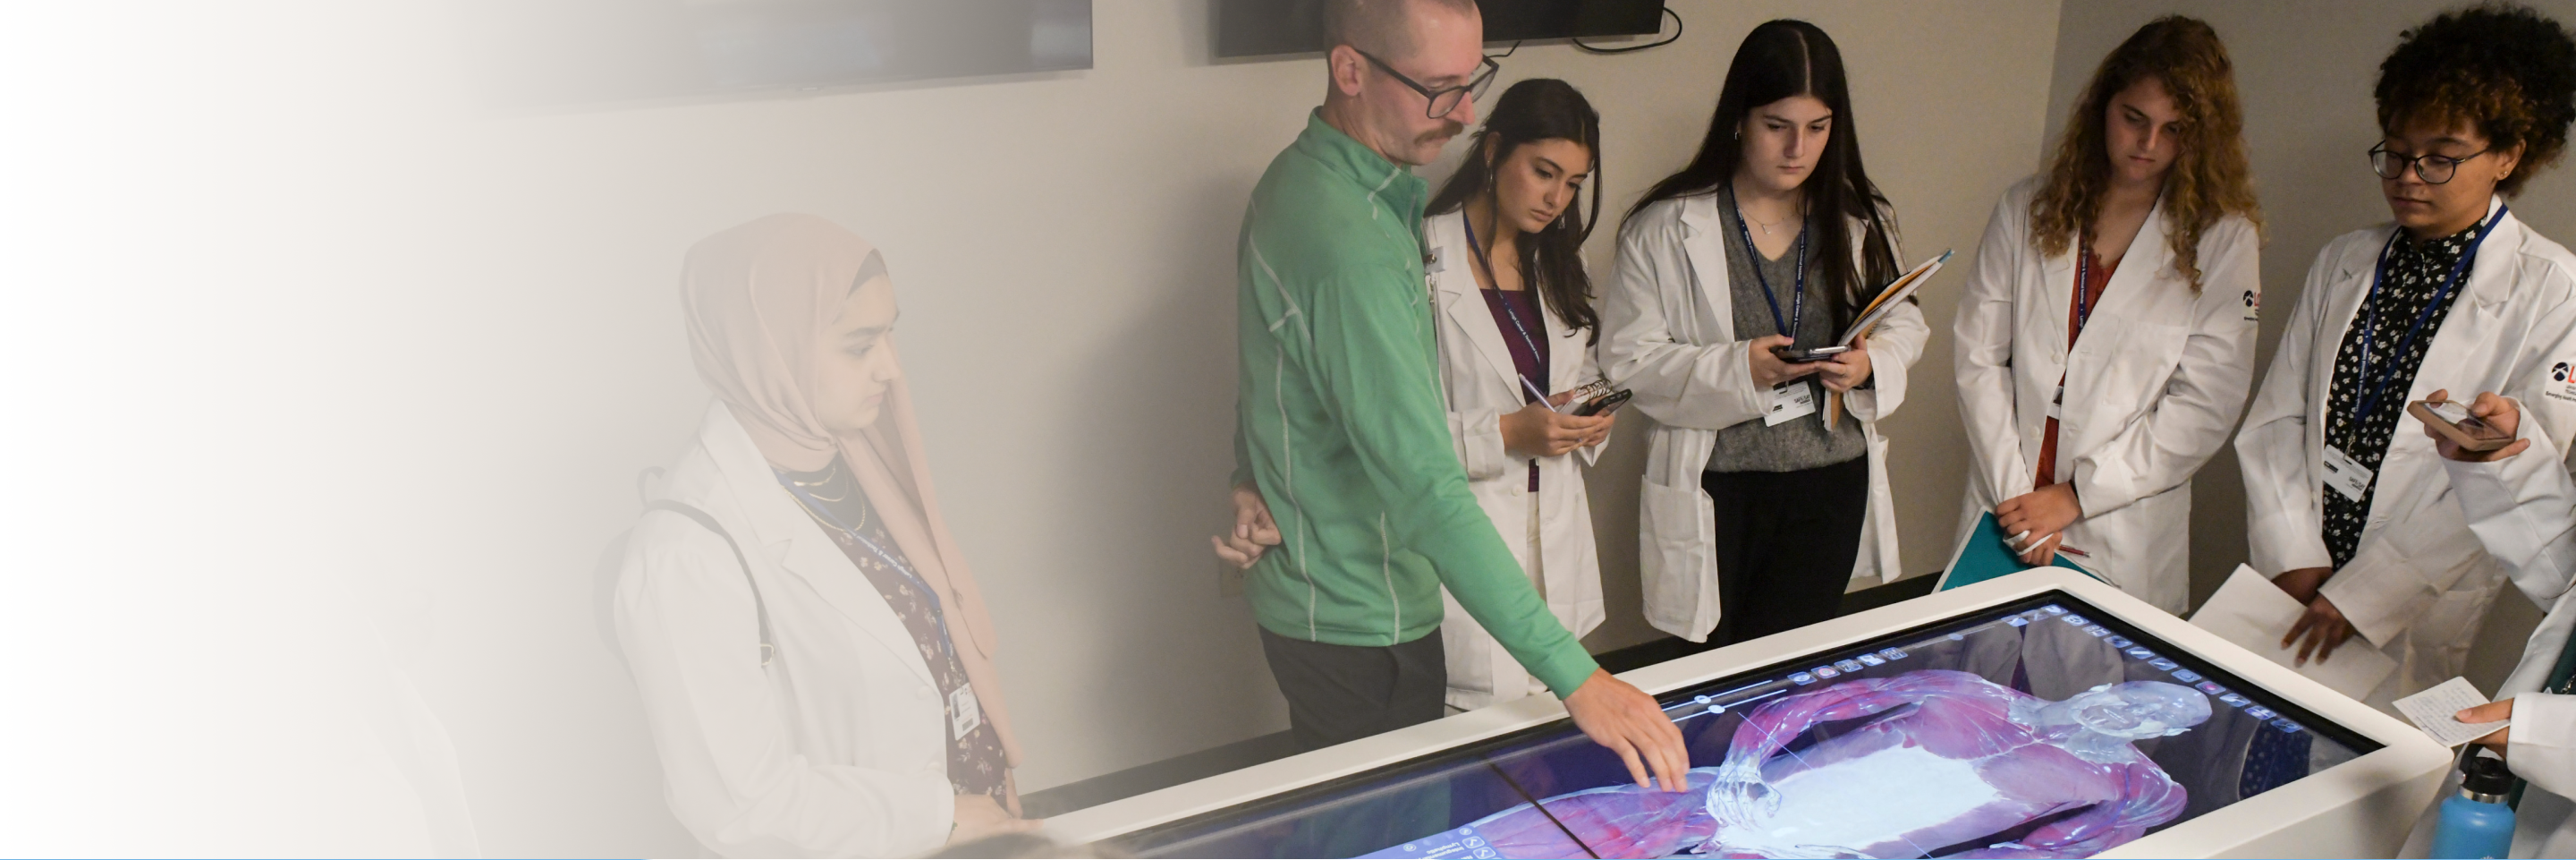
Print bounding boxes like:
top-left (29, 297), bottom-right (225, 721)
top-left (2410, 399), bottom-right (2514, 452)
top-left (1572, 388), bottom-right (1631, 417)
top-left (1772, 345), bottom-right (1852, 363)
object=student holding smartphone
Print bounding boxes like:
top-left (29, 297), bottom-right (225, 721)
top-left (1952, 17), bottom-right (2262, 615)
top-left (2417, 388), bottom-right (2576, 858)
top-left (1598, 20), bottom-right (1927, 646)
top-left (1418, 78), bottom-right (1616, 711)
top-left (2237, 4), bottom-right (2576, 706)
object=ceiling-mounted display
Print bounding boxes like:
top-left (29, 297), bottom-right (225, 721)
top-left (1214, 0), bottom-right (1666, 58)
top-left (463, 0), bottom-right (1093, 108)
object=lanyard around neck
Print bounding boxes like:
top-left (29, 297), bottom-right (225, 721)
top-left (1727, 184), bottom-right (1808, 340)
top-left (1462, 209), bottom-right (1548, 398)
top-left (774, 470), bottom-right (962, 666)
top-left (2351, 205), bottom-right (2506, 426)
top-left (2074, 241), bottom-right (2098, 337)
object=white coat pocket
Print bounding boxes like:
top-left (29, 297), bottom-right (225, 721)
top-left (1640, 476), bottom-right (1716, 637)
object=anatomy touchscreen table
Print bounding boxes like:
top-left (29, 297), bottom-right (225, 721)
top-left (1097, 592), bottom-right (2377, 859)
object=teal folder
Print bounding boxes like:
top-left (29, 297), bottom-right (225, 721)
top-left (1938, 511), bottom-right (2099, 592)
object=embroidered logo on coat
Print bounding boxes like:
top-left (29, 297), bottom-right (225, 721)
top-left (2550, 362), bottom-right (2576, 404)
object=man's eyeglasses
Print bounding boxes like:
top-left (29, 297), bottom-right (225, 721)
top-left (1355, 49), bottom-right (1501, 119)
top-left (2368, 142), bottom-right (2491, 184)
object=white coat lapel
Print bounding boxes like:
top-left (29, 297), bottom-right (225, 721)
top-left (1429, 212), bottom-right (1526, 387)
top-left (2458, 198), bottom-right (2521, 313)
top-left (2402, 200), bottom-right (2520, 414)
top-left (1677, 196), bottom-right (1736, 345)
top-left (2065, 200), bottom-right (2174, 396)
top-left (703, 404), bottom-right (937, 686)
top-left (2087, 195), bottom-right (2170, 328)
top-left (2039, 250), bottom-right (2077, 363)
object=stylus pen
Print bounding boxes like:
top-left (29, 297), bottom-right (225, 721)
top-left (1523, 378), bottom-right (1559, 412)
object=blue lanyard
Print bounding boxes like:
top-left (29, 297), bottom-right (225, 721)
top-left (1461, 210), bottom-right (1548, 401)
top-left (1727, 184), bottom-right (1808, 340)
top-left (775, 471), bottom-right (963, 668)
top-left (2351, 206), bottom-right (2506, 425)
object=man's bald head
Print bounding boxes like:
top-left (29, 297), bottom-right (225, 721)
top-left (1325, 0), bottom-right (1479, 61)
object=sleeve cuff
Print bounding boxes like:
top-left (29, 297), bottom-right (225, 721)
top-left (2318, 549), bottom-right (2436, 646)
top-left (892, 771), bottom-right (959, 856)
top-left (1534, 645), bottom-right (1603, 700)
top-left (2509, 694), bottom-right (2576, 798)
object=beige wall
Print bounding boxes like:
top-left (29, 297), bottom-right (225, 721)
top-left (358, 2), bottom-right (2064, 853)
top-left (2044, 0), bottom-right (2576, 690)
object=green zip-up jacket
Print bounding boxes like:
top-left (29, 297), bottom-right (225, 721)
top-left (1232, 111), bottom-right (1597, 698)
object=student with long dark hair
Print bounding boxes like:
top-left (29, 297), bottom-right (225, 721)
top-left (1420, 78), bottom-right (1614, 711)
top-left (1598, 20), bottom-right (1928, 646)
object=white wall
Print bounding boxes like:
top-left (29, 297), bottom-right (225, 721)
top-left (388, 1), bottom-right (2065, 853)
top-left (2, 1), bottom-right (2063, 855)
top-left (2045, 0), bottom-right (2576, 691)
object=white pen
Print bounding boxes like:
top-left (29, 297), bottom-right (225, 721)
top-left (1524, 378), bottom-right (1559, 413)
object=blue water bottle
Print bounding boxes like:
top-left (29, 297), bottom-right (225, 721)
top-left (2431, 751), bottom-right (2517, 859)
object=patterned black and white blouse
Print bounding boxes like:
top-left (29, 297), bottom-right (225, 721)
top-left (780, 459), bottom-right (1011, 804)
top-left (2319, 215), bottom-right (2490, 569)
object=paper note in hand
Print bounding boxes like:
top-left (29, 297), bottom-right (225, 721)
top-left (2395, 677), bottom-right (2511, 747)
top-left (2189, 564), bottom-right (2396, 700)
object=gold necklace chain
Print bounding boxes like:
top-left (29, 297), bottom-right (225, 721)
top-left (784, 462), bottom-right (869, 532)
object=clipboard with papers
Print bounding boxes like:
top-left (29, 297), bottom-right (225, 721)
top-left (1838, 249), bottom-right (1951, 347)
top-left (1821, 249), bottom-right (1953, 426)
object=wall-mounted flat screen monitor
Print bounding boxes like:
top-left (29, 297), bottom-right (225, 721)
top-left (1100, 591), bottom-right (2379, 858)
top-left (461, 0), bottom-right (1093, 109)
top-left (1215, 0), bottom-right (1667, 57)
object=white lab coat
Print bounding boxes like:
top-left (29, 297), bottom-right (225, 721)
top-left (1953, 177), bottom-right (2261, 614)
top-left (1422, 210), bottom-right (1608, 711)
top-left (2433, 413), bottom-right (2576, 858)
top-left (1598, 193), bottom-right (1929, 642)
top-left (2238, 197), bottom-right (2576, 705)
top-left (617, 403), bottom-right (956, 858)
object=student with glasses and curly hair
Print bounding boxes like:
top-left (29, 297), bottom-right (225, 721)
top-left (1953, 16), bottom-right (2264, 615)
top-left (2238, 2), bottom-right (2576, 711)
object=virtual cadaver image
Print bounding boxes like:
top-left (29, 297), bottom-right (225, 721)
top-left (1435, 669), bottom-right (2210, 859)
top-left (1134, 602), bottom-right (2367, 860)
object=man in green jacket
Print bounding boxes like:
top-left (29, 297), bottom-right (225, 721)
top-left (1209, 0), bottom-right (1684, 792)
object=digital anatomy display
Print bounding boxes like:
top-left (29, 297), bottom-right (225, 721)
top-left (1108, 593), bottom-right (2377, 859)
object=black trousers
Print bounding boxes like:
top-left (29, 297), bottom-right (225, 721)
top-left (1704, 456), bottom-right (1871, 646)
top-left (1258, 626), bottom-right (1446, 752)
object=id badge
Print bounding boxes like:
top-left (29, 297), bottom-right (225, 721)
top-left (2046, 386), bottom-right (2064, 421)
top-left (948, 684), bottom-right (983, 738)
top-left (2320, 446), bottom-right (2375, 502)
top-left (1765, 381), bottom-right (1818, 427)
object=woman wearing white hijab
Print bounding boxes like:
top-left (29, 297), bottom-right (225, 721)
top-left (617, 214), bottom-right (1030, 856)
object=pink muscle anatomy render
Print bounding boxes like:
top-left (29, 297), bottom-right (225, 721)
top-left (1456, 669), bottom-right (2211, 859)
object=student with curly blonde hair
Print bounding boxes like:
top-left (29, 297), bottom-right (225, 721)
top-left (1953, 15), bottom-right (2262, 613)
top-left (2239, 3), bottom-right (2576, 708)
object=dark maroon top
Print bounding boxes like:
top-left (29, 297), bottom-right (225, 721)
top-left (1481, 287), bottom-right (1549, 491)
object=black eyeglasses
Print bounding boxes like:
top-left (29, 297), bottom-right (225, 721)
top-left (1355, 49), bottom-right (1501, 119)
top-left (2368, 142), bottom-right (2491, 184)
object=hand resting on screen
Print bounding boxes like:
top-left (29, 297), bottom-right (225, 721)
top-left (1446, 670), bottom-right (2211, 859)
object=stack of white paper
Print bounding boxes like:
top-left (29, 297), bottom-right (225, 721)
top-left (2189, 564), bottom-right (2396, 700)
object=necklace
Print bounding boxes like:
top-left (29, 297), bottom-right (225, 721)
top-left (1745, 210), bottom-right (1790, 236)
top-left (781, 460), bottom-right (868, 531)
